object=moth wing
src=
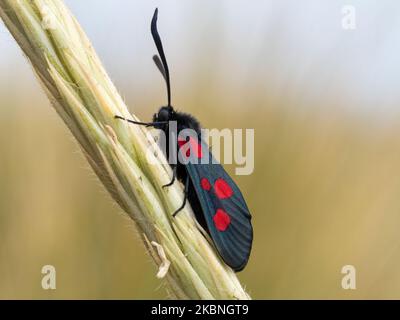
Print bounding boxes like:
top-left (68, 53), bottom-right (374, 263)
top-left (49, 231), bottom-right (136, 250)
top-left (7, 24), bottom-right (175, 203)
top-left (183, 141), bottom-right (253, 271)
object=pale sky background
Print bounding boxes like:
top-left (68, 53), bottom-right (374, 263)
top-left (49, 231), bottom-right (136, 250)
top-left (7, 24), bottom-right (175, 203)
top-left (1, 0), bottom-right (400, 119)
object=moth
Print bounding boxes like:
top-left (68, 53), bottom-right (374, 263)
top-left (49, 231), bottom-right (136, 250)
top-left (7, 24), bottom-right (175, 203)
top-left (116, 8), bottom-right (253, 271)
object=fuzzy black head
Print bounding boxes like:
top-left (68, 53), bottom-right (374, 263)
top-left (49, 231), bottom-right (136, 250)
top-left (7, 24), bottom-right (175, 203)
top-left (152, 106), bottom-right (174, 130)
top-left (154, 106), bottom-right (173, 122)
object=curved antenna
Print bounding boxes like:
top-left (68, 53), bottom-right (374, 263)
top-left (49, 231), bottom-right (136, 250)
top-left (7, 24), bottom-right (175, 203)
top-left (153, 55), bottom-right (167, 83)
top-left (151, 8), bottom-right (171, 107)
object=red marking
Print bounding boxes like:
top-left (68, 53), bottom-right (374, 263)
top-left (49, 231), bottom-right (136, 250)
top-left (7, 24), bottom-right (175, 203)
top-left (214, 178), bottom-right (234, 199)
top-left (213, 209), bottom-right (231, 231)
top-left (177, 139), bottom-right (189, 157)
top-left (178, 139), bottom-right (186, 148)
top-left (178, 137), bottom-right (203, 159)
top-left (201, 178), bottom-right (211, 191)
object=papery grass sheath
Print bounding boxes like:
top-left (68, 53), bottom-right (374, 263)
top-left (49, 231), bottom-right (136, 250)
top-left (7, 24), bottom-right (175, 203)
top-left (0, 0), bottom-right (251, 299)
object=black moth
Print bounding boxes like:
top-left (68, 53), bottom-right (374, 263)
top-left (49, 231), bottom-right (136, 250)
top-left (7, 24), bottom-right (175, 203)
top-left (116, 8), bottom-right (253, 271)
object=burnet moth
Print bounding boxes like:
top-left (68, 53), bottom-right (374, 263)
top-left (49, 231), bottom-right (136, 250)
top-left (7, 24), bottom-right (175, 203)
top-left (116, 8), bottom-right (253, 271)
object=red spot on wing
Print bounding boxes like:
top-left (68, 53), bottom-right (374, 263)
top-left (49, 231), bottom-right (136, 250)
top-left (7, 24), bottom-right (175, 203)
top-left (177, 139), bottom-right (189, 157)
top-left (214, 178), bottom-right (234, 199)
top-left (177, 139), bottom-right (186, 147)
top-left (178, 137), bottom-right (203, 159)
top-left (213, 209), bottom-right (231, 231)
top-left (201, 178), bottom-right (211, 191)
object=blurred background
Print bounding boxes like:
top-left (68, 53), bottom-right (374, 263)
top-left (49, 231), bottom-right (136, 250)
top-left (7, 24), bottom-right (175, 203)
top-left (1, 0), bottom-right (400, 299)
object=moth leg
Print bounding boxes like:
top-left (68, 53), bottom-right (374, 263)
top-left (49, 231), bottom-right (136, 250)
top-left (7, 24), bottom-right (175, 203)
top-left (172, 175), bottom-right (189, 217)
top-left (163, 165), bottom-right (177, 188)
top-left (115, 115), bottom-right (167, 127)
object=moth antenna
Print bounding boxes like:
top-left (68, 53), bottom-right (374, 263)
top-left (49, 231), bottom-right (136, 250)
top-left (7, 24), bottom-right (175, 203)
top-left (151, 8), bottom-right (172, 107)
top-left (153, 55), bottom-right (167, 83)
